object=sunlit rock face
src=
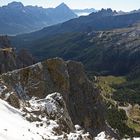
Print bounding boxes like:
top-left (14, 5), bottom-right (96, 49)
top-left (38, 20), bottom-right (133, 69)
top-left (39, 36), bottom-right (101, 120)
top-left (0, 58), bottom-right (105, 136)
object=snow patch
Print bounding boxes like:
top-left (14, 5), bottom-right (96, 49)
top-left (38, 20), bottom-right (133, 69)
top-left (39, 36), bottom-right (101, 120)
top-left (0, 93), bottom-right (91, 140)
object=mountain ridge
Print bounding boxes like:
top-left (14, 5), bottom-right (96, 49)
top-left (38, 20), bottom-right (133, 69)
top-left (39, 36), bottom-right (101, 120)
top-left (11, 12), bottom-right (140, 75)
top-left (11, 8), bottom-right (140, 43)
top-left (0, 2), bottom-right (77, 35)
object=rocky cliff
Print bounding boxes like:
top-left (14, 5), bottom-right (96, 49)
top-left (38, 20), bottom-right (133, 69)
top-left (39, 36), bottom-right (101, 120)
top-left (0, 36), bottom-right (35, 74)
top-left (0, 58), bottom-right (106, 138)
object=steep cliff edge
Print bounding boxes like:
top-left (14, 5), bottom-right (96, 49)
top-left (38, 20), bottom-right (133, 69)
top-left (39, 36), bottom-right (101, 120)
top-left (0, 36), bottom-right (35, 74)
top-left (0, 92), bottom-right (93, 140)
top-left (0, 58), bottom-right (105, 137)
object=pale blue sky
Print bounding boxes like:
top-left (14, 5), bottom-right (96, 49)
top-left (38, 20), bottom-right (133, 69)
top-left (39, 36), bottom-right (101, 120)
top-left (0, 0), bottom-right (140, 11)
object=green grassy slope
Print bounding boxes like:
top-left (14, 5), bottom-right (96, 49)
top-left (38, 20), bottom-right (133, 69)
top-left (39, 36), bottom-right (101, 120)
top-left (95, 74), bottom-right (140, 137)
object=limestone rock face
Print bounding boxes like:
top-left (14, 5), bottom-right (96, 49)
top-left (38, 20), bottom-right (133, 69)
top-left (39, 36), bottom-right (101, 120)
top-left (0, 58), bottom-right (105, 136)
top-left (46, 59), bottom-right (70, 102)
top-left (0, 49), bottom-right (17, 74)
top-left (0, 36), bottom-right (16, 74)
top-left (0, 36), bottom-right (34, 74)
top-left (67, 60), bottom-right (105, 134)
top-left (28, 92), bottom-right (74, 133)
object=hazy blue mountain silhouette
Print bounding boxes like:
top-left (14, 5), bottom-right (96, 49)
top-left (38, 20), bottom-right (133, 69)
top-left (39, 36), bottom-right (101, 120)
top-left (0, 2), bottom-right (77, 35)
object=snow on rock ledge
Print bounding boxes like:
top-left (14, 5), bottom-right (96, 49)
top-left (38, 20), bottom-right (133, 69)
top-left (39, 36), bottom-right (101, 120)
top-left (0, 92), bottom-right (91, 140)
top-left (27, 92), bottom-right (74, 133)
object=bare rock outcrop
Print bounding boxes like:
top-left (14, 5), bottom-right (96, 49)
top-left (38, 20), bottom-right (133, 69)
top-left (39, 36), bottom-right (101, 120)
top-left (0, 36), bottom-right (35, 74)
top-left (0, 58), bottom-right (105, 136)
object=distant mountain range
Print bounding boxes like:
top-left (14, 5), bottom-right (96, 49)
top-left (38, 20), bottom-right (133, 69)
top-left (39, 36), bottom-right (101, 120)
top-left (73, 8), bottom-right (97, 16)
top-left (11, 8), bottom-right (140, 75)
top-left (12, 8), bottom-right (140, 41)
top-left (0, 2), bottom-right (77, 35)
